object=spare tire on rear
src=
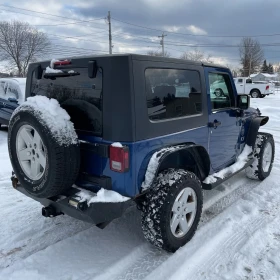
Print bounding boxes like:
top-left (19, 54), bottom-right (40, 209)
top-left (8, 96), bottom-right (80, 198)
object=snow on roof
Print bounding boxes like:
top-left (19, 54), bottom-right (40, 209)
top-left (262, 73), bottom-right (278, 77)
top-left (250, 73), bottom-right (278, 78)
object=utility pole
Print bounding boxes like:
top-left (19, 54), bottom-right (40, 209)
top-left (107, 11), bottom-right (112, 54)
top-left (158, 33), bottom-right (167, 57)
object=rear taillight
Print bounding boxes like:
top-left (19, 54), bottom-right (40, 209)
top-left (110, 146), bottom-right (129, 173)
top-left (266, 85), bottom-right (269, 90)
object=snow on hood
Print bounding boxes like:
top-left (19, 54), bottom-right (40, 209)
top-left (12, 96), bottom-right (78, 146)
top-left (75, 188), bottom-right (130, 205)
top-left (203, 144), bottom-right (253, 184)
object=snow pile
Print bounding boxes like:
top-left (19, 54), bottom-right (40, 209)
top-left (75, 188), bottom-right (130, 205)
top-left (204, 144), bottom-right (253, 184)
top-left (50, 58), bottom-right (60, 68)
top-left (141, 145), bottom-right (186, 191)
top-left (45, 67), bottom-right (62, 74)
top-left (68, 70), bottom-right (75, 74)
top-left (12, 96), bottom-right (78, 146)
top-left (111, 142), bottom-right (123, 148)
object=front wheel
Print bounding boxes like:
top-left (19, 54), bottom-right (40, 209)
top-left (245, 132), bottom-right (274, 180)
top-left (141, 169), bottom-right (203, 252)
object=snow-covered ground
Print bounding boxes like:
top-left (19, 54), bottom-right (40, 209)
top-left (1, 94), bottom-right (280, 280)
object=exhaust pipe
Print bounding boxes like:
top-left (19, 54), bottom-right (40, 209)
top-left (42, 206), bottom-right (61, 218)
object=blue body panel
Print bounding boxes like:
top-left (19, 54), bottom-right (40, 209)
top-left (76, 66), bottom-right (256, 198)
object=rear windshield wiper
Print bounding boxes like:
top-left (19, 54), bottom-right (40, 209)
top-left (44, 71), bottom-right (80, 80)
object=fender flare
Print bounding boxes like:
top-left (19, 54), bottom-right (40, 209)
top-left (246, 116), bottom-right (269, 147)
top-left (140, 144), bottom-right (210, 193)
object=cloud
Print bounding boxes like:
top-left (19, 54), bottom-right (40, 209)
top-left (186, 25), bottom-right (207, 35)
top-left (1, 0), bottom-right (280, 70)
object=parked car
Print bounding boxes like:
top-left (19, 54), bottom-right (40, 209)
top-left (234, 77), bottom-right (271, 98)
top-left (9, 55), bottom-right (274, 252)
top-left (0, 78), bottom-right (26, 127)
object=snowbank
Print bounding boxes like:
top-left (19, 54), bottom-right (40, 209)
top-left (75, 188), bottom-right (130, 205)
top-left (12, 96), bottom-right (78, 146)
top-left (203, 144), bottom-right (253, 184)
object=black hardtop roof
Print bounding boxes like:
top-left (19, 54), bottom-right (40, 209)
top-left (30, 53), bottom-right (228, 70)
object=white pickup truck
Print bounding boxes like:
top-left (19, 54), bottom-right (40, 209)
top-left (233, 77), bottom-right (271, 98)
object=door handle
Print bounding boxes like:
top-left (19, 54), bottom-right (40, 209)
top-left (208, 120), bottom-right (221, 128)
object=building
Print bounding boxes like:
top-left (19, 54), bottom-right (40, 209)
top-left (0, 72), bottom-right (10, 78)
top-left (250, 73), bottom-right (279, 82)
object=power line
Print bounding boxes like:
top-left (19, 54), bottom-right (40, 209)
top-left (112, 17), bottom-right (280, 38)
top-left (33, 18), bottom-right (105, 27)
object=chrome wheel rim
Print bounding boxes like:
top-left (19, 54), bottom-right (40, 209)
top-left (16, 124), bottom-right (46, 180)
top-left (252, 92), bottom-right (258, 98)
top-left (262, 142), bottom-right (273, 172)
top-left (170, 187), bottom-right (197, 238)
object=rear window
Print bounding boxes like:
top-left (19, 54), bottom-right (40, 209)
top-left (145, 68), bottom-right (202, 121)
top-left (31, 67), bottom-right (102, 136)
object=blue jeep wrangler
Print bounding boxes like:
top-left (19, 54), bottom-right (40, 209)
top-left (8, 55), bottom-right (274, 252)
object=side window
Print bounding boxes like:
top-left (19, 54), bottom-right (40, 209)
top-left (238, 79), bottom-right (243, 83)
top-left (145, 68), bottom-right (202, 121)
top-left (209, 73), bottom-right (235, 110)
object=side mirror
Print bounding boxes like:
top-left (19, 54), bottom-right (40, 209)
top-left (35, 65), bottom-right (43, 80)
top-left (8, 97), bottom-right (18, 103)
top-left (88, 61), bottom-right (98, 78)
top-left (237, 94), bottom-right (250, 110)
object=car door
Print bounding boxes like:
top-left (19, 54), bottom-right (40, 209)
top-left (235, 78), bottom-right (245, 94)
top-left (206, 70), bottom-right (240, 171)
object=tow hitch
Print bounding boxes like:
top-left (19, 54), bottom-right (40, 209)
top-left (42, 206), bottom-right (63, 218)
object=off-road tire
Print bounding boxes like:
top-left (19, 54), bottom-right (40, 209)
top-left (141, 169), bottom-right (203, 252)
top-left (8, 109), bottom-right (80, 198)
top-left (245, 132), bottom-right (274, 180)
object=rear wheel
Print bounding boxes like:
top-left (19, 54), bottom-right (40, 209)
top-left (8, 105), bottom-right (80, 198)
top-left (251, 91), bottom-right (260, 98)
top-left (141, 169), bottom-right (203, 252)
top-left (245, 132), bottom-right (274, 180)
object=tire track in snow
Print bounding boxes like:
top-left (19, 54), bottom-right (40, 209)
top-left (145, 176), bottom-right (280, 280)
top-left (108, 177), bottom-right (261, 280)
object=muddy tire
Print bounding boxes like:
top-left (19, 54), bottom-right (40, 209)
top-left (141, 169), bottom-right (203, 252)
top-left (8, 107), bottom-right (80, 198)
top-left (245, 132), bottom-right (274, 180)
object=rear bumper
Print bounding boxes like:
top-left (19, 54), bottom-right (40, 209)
top-left (15, 186), bottom-right (133, 225)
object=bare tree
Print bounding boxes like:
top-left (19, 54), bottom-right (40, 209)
top-left (180, 47), bottom-right (212, 63)
top-left (239, 37), bottom-right (264, 77)
top-left (0, 21), bottom-right (51, 77)
top-left (147, 50), bottom-right (170, 57)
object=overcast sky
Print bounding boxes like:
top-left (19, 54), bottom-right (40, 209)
top-left (0, 0), bottom-right (280, 71)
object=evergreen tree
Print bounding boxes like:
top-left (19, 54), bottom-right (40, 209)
top-left (261, 60), bottom-right (268, 73)
top-left (268, 63), bottom-right (274, 74)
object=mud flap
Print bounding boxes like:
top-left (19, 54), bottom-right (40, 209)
top-left (246, 116), bottom-right (269, 147)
